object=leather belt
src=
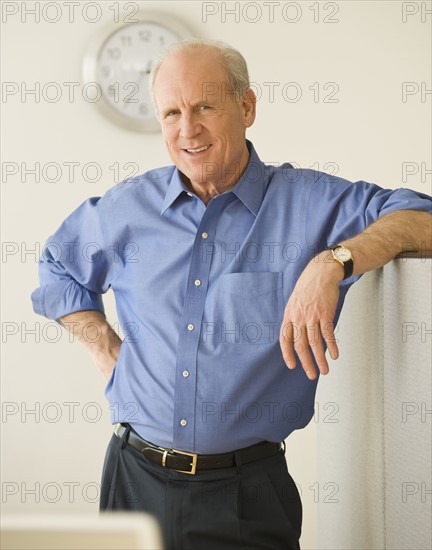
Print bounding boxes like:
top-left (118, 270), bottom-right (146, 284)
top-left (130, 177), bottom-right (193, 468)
top-left (114, 423), bottom-right (282, 475)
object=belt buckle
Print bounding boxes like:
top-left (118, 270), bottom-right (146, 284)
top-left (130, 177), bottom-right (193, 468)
top-left (114, 423), bottom-right (124, 437)
top-left (160, 448), bottom-right (198, 475)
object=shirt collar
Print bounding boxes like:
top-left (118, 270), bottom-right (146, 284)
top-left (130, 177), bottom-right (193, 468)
top-left (160, 140), bottom-right (268, 216)
top-left (231, 140), bottom-right (267, 217)
top-left (160, 167), bottom-right (190, 215)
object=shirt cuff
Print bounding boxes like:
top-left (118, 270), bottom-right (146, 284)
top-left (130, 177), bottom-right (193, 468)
top-left (31, 280), bottom-right (105, 321)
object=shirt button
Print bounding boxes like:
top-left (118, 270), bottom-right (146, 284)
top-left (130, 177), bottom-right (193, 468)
top-left (182, 370), bottom-right (190, 378)
top-left (201, 232), bottom-right (208, 239)
top-left (187, 192), bottom-right (193, 197)
top-left (180, 419), bottom-right (188, 427)
top-left (194, 279), bottom-right (201, 287)
top-left (187, 324), bottom-right (194, 331)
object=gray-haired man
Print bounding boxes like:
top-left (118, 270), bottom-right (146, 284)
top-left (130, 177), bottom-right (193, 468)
top-left (32, 40), bottom-right (432, 549)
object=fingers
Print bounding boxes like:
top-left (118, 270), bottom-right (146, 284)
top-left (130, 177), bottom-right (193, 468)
top-left (280, 321), bottom-right (298, 370)
top-left (280, 320), bottom-right (318, 379)
top-left (280, 319), bottom-right (337, 380)
top-left (295, 326), bottom-right (319, 380)
top-left (308, 322), bottom-right (329, 376)
top-left (321, 319), bottom-right (339, 360)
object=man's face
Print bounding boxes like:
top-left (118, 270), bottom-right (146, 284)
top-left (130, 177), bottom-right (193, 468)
top-left (153, 48), bottom-right (256, 191)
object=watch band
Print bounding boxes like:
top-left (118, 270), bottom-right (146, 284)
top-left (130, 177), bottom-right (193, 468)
top-left (329, 245), bottom-right (354, 280)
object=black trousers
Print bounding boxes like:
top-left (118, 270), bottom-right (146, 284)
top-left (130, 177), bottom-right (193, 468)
top-left (100, 427), bottom-right (302, 549)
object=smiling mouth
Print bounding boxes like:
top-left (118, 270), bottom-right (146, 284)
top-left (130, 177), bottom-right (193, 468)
top-left (183, 145), bottom-right (212, 155)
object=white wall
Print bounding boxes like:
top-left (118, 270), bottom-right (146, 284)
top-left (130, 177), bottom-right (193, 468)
top-left (1, 1), bottom-right (431, 549)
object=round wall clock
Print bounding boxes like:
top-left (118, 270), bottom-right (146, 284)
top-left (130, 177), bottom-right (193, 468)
top-left (82, 13), bottom-right (194, 132)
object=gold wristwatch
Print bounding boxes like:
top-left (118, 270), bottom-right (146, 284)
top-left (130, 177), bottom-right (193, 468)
top-left (329, 244), bottom-right (354, 279)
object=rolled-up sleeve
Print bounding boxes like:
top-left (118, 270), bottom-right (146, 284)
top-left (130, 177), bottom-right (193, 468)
top-left (31, 196), bottom-right (115, 321)
top-left (302, 174), bottom-right (431, 288)
top-left (305, 175), bottom-right (432, 252)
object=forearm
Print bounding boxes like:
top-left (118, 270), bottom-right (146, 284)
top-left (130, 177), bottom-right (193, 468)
top-left (340, 210), bottom-right (432, 276)
top-left (281, 209), bottom-right (431, 378)
top-left (59, 310), bottom-right (122, 379)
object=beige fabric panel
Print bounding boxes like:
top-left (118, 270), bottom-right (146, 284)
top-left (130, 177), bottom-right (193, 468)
top-left (316, 259), bottom-right (431, 549)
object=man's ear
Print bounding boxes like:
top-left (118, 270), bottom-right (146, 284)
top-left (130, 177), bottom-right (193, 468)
top-left (242, 87), bottom-right (257, 128)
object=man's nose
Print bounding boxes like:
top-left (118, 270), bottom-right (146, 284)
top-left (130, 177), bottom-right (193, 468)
top-left (179, 113), bottom-right (201, 139)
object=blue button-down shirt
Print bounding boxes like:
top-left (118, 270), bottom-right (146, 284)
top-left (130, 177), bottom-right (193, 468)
top-left (31, 141), bottom-right (431, 453)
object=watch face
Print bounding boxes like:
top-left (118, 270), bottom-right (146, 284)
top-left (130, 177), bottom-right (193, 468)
top-left (334, 247), bottom-right (352, 262)
top-left (97, 22), bottom-right (180, 126)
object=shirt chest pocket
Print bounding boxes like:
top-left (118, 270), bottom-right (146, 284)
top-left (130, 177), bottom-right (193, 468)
top-left (218, 272), bottom-right (284, 345)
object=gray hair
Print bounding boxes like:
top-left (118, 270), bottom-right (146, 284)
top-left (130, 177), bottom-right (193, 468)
top-left (149, 39), bottom-right (250, 109)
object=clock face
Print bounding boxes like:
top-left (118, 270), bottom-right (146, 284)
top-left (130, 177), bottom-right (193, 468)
top-left (97, 23), bottom-right (180, 129)
top-left (83, 15), bottom-right (193, 132)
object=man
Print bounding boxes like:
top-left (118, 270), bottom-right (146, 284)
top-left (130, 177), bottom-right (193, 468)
top-left (31, 40), bottom-right (431, 549)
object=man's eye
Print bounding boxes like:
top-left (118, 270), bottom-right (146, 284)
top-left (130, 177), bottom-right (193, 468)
top-left (198, 105), bottom-right (212, 111)
top-left (163, 111), bottom-right (179, 122)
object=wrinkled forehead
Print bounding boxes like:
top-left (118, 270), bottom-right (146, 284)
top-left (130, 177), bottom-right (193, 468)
top-left (154, 48), bottom-right (231, 106)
